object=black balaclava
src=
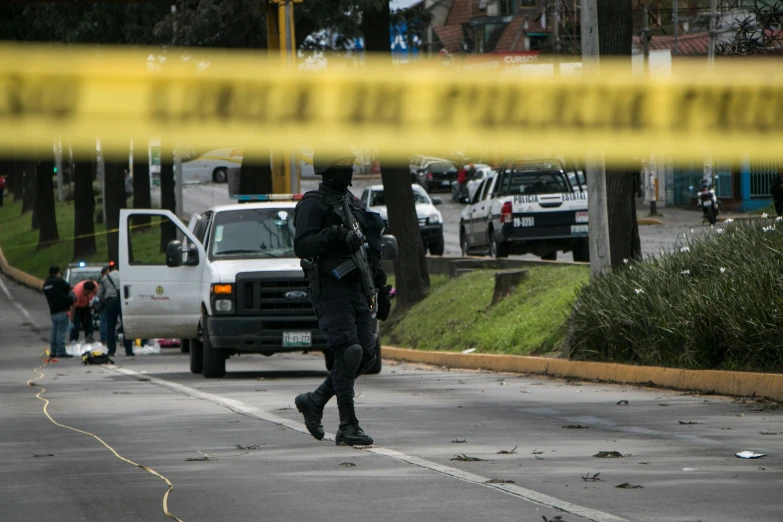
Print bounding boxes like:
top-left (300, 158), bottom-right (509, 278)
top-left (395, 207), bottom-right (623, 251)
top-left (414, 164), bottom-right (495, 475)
top-left (324, 165), bottom-right (353, 191)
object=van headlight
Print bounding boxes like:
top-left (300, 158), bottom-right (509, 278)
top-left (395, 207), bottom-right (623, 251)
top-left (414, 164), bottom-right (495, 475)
top-left (214, 299), bottom-right (233, 312)
top-left (428, 212), bottom-right (443, 224)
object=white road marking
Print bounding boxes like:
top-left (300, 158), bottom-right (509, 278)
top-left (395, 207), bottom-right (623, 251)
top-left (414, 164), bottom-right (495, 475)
top-left (110, 366), bottom-right (630, 522)
top-left (0, 276), bottom-right (38, 328)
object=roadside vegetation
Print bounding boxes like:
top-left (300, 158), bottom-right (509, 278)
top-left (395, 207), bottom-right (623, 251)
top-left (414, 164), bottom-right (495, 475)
top-left (570, 218), bottom-right (783, 373)
top-left (383, 265), bottom-right (589, 356)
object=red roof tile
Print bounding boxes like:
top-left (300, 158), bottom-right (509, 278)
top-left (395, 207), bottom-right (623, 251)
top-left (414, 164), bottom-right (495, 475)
top-left (446, 0), bottom-right (473, 26)
top-left (633, 32), bottom-right (710, 56)
top-left (433, 25), bottom-right (465, 53)
top-left (495, 17), bottom-right (525, 52)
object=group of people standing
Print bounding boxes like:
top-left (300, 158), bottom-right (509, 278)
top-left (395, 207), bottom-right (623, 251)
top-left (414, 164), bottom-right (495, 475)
top-left (43, 263), bottom-right (133, 361)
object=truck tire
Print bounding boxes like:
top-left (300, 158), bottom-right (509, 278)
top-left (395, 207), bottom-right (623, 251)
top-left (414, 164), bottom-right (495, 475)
top-left (189, 338), bottom-right (203, 374)
top-left (213, 168), bottom-right (227, 183)
top-left (202, 313), bottom-right (226, 378)
top-left (490, 230), bottom-right (509, 259)
top-left (365, 340), bottom-right (382, 375)
top-left (572, 238), bottom-right (590, 263)
top-left (460, 226), bottom-right (470, 256)
top-left (180, 338), bottom-right (190, 354)
top-left (429, 232), bottom-right (445, 256)
top-left (541, 252), bottom-right (557, 261)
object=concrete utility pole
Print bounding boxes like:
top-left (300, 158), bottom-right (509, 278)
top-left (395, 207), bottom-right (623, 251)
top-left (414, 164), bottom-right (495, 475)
top-left (673, 0), bottom-right (679, 56)
top-left (580, 0), bottom-right (611, 275)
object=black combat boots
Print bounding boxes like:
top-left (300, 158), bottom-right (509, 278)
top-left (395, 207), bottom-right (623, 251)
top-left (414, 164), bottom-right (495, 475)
top-left (295, 378), bottom-right (334, 440)
top-left (335, 400), bottom-right (373, 446)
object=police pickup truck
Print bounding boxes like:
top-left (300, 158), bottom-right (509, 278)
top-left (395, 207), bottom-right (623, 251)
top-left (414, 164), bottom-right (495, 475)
top-left (118, 195), bottom-right (397, 378)
top-left (459, 160), bottom-right (589, 262)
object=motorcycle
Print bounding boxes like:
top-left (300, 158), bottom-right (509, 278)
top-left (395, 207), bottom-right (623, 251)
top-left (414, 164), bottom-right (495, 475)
top-left (697, 186), bottom-right (719, 225)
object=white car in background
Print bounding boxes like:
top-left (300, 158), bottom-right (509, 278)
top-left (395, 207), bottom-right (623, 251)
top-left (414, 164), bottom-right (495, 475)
top-left (360, 184), bottom-right (446, 256)
top-left (181, 147), bottom-right (243, 183)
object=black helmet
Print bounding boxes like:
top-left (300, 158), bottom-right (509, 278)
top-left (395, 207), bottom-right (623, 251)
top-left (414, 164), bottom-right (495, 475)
top-left (313, 151), bottom-right (356, 175)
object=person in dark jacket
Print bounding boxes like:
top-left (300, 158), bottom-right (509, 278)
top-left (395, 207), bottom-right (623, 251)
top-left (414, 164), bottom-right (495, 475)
top-left (771, 170), bottom-right (783, 217)
top-left (42, 266), bottom-right (74, 361)
top-left (293, 151), bottom-right (391, 446)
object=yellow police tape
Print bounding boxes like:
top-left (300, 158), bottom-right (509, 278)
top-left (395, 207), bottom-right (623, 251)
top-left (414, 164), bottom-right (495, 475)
top-left (0, 218), bottom-right (166, 252)
top-left (2, 43), bottom-right (783, 165)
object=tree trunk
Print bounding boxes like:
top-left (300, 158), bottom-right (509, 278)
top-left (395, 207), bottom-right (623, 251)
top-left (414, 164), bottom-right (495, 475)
top-left (597, 0), bottom-right (641, 265)
top-left (159, 145), bottom-right (177, 252)
top-left (239, 155), bottom-right (273, 195)
top-left (35, 157), bottom-right (59, 249)
top-left (21, 161), bottom-right (36, 215)
top-left (12, 157), bottom-right (24, 202)
top-left (105, 161), bottom-right (127, 263)
top-left (132, 143), bottom-right (152, 228)
top-left (73, 161), bottom-right (97, 260)
top-left (363, 1), bottom-right (431, 309)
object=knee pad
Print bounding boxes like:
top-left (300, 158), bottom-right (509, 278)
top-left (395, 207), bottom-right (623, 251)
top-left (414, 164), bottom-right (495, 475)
top-left (340, 344), bottom-right (363, 376)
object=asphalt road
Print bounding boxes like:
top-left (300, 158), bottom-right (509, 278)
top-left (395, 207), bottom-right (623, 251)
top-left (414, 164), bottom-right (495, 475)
top-left (153, 179), bottom-right (711, 262)
top-left (2, 273), bottom-right (782, 522)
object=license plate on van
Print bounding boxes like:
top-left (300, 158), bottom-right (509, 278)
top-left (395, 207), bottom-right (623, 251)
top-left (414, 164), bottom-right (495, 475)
top-left (571, 225), bottom-right (589, 235)
top-left (283, 331), bottom-right (311, 347)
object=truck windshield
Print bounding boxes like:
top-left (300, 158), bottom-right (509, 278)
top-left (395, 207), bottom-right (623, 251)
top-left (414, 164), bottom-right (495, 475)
top-left (209, 208), bottom-right (296, 259)
top-left (505, 169), bottom-right (570, 195)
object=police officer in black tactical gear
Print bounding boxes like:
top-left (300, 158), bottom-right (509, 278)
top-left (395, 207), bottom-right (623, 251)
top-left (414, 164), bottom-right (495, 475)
top-left (293, 152), bottom-right (392, 446)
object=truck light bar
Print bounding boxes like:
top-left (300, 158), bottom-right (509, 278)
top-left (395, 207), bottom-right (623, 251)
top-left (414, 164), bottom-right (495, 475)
top-left (230, 194), bottom-right (303, 201)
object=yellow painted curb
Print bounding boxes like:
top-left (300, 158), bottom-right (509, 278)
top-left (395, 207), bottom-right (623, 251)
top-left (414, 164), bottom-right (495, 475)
top-left (637, 218), bottom-right (664, 225)
top-left (0, 245), bottom-right (44, 291)
top-left (382, 346), bottom-right (783, 402)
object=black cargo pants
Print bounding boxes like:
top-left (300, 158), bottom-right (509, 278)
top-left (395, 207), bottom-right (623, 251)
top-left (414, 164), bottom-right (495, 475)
top-left (311, 284), bottom-right (375, 402)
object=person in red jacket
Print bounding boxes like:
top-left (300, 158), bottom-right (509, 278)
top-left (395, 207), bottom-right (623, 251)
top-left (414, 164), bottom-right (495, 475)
top-left (69, 280), bottom-right (98, 343)
top-left (456, 163), bottom-right (468, 201)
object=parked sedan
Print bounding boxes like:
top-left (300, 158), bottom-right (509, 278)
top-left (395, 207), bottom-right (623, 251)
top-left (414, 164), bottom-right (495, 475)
top-left (360, 184), bottom-right (445, 256)
top-left (416, 161), bottom-right (458, 192)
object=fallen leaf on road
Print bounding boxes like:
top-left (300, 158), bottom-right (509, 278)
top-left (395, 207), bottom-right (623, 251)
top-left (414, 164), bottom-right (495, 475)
top-left (581, 472), bottom-right (601, 482)
top-left (594, 451), bottom-right (625, 458)
top-left (678, 421), bottom-right (702, 425)
top-left (497, 445), bottom-right (518, 455)
top-left (137, 378), bottom-right (150, 382)
top-left (563, 425), bottom-right (590, 429)
top-left (254, 389), bottom-right (267, 392)
top-left (760, 431), bottom-right (782, 435)
top-left (532, 448), bottom-right (544, 455)
top-left (485, 478), bottom-right (515, 484)
top-left (185, 457), bottom-right (210, 462)
top-left (616, 483), bottom-right (643, 489)
top-left (339, 462), bottom-right (356, 467)
top-left (542, 517), bottom-right (565, 522)
top-left (616, 400), bottom-right (629, 406)
top-left (451, 454), bottom-right (486, 462)
top-left (276, 406), bottom-right (294, 411)
top-left (658, 403), bottom-right (670, 406)
top-left (33, 454), bottom-right (54, 458)
top-left (452, 439), bottom-right (467, 444)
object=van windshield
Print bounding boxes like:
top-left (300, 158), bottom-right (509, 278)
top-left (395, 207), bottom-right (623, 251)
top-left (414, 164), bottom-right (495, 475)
top-left (209, 208), bottom-right (296, 259)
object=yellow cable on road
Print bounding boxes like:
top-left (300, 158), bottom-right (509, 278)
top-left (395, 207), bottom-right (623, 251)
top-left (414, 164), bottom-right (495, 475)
top-left (27, 360), bottom-right (184, 522)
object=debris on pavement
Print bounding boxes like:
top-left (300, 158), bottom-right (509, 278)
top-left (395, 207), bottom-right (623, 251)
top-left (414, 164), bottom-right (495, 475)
top-left (33, 454), bottom-right (54, 458)
top-left (563, 424), bottom-right (590, 429)
top-left (682, 468), bottom-right (698, 471)
top-left (594, 451), bottom-right (625, 458)
top-left (542, 516), bottom-right (566, 522)
top-left (581, 472), bottom-right (602, 482)
top-left (616, 400), bottom-right (629, 406)
top-left (451, 454), bottom-right (486, 462)
top-left (137, 378), bottom-right (150, 382)
top-left (185, 456), bottom-right (210, 462)
top-left (497, 445), bottom-right (518, 455)
top-left (485, 478), bottom-right (515, 484)
top-left (735, 451), bottom-right (766, 459)
top-left (760, 431), bottom-right (782, 435)
top-left (679, 421), bottom-right (703, 425)
top-left (112, 391), bottom-right (133, 395)
top-left (531, 448), bottom-right (544, 455)
top-left (235, 444), bottom-right (264, 450)
top-left (451, 439), bottom-right (467, 444)
top-left (276, 406), bottom-right (294, 411)
top-left (659, 403), bottom-right (670, 406)
top-left (462, 348), bottom-right (476, 354)
top-left (616, 483), bottom-right (644, 489)
top-left (339, 462), bottom-right (356, 467)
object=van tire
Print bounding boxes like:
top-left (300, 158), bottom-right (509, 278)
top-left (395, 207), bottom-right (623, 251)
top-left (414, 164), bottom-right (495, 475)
top-left (213, 168), bottom-right (228, 183)
top-left (202, 313), bottom-right (226, 378)
top-left (189, 338), bottom-right (203, 374)
top-left (429, 233), bottom-right (445, 256)
top-left (365, 341), bottom-right (382, 375)
top-left (490, 229), bottom-right (509, 258)
top-left (572, 238), bottom-right (590, 263)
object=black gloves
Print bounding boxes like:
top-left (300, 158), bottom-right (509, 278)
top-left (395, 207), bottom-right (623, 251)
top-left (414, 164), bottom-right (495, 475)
top-left (376, 285), bottom-right (392, 321)
top-left (332, 225), bottom-right (363, 254)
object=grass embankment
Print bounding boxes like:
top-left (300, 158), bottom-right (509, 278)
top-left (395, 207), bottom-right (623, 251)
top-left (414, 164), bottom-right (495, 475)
top-left (570, 219), bottom-right (783, 372)
top-left (0, 198), bottom-right (162, 280)
top-left (384, 265), bottom-right (589, 356)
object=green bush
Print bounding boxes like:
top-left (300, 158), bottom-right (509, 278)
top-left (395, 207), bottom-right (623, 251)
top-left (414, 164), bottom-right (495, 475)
top-left (569, 217), bottom-right (783, 372)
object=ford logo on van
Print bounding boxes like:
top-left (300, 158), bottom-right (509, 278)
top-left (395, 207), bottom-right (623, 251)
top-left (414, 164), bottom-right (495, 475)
top-left (285, 291), bottom-right (308, 300)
